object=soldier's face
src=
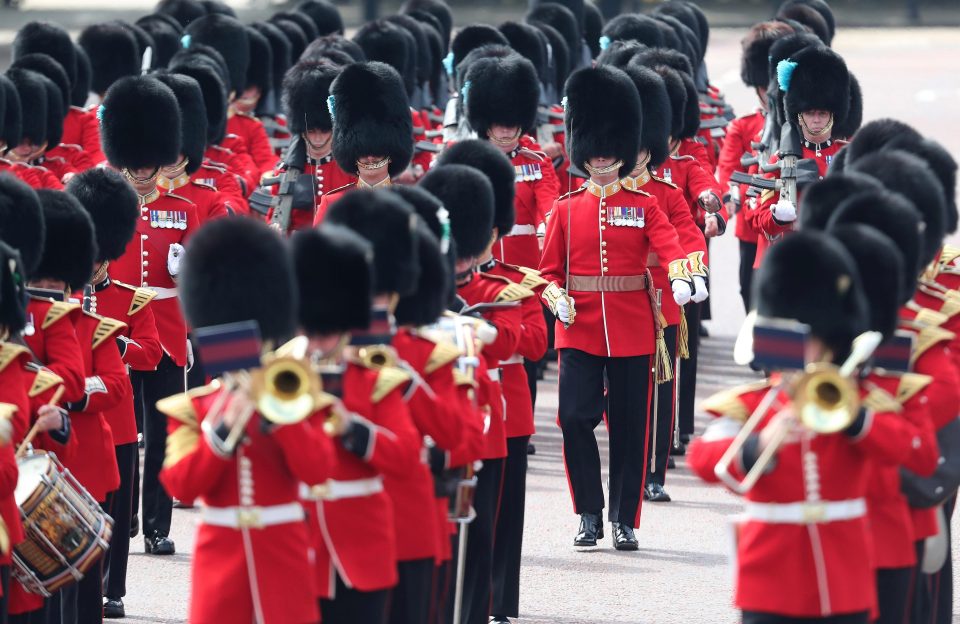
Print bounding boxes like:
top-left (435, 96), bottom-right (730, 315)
top-left (124, 166), bottom-right (161, 193)
top-left (588, 156), bottom-right (616, 169)
top-left (800, 110), bottom-right (832, 134)
top-left (304, 129), bottom-right (333, 151)
top-left (28, 278), bottom-right (67, 293)
top-left (9, 139), bottom-right (45, 162)
top-left (487, 125), bottom-right (521, 149)
top-left (233, 87), bottom-right (261, 113)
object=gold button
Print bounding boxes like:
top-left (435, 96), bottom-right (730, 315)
top-left (602, 258), bottom-right (608, 263)
top-left (142, 271), bottom-right (149, 277)
top-left (600, 225), bottom-right (606, 230)
top-left (142, 251), bottom-right (149, 256)
top-left (601, 241), bottom-right (607, 246)
top-left (602, 266), bottom-right (609, 273)
top-left (601, 250), bottom-right (607, 256)
top-left (600, 209), bottom-right (606, 215)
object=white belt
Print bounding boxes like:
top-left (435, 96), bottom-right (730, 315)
top-left (145, 286), bottom-right (178, 300)
top-left (506, 224), bottom-right (537, 237)
top-left (201, 502), bottom-right (304, 528)
top-left (487, 368), bottom-right (501, 382)
top-left (499, 354), bottom-right (523, 366)
top-left (300, 477), bottom-right (384, 502)
top-left (743, 498), bottom-right (866, 524)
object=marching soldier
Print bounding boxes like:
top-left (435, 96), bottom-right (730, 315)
top-left (225, 26), bottom-right (278, 175)
top-left (3, 68), bottom-right (67, 190)
top-left (539, 65), bottom-right (692, 550)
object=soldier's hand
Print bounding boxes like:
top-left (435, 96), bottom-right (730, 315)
top-left (704, 214), bottom-right (720, 238)
top-left (759, 407), bottom-right (801, 452)
top-left (35, 405), bottom-right (66, 433)
top-left (691, 275), bottom-right (709, 303)
top-left (542, 142), bottom-right (563, 160)
top-left (556, 295), bottom-right (575, 325)
top-left (671, 280), bottom-right (692, 306)
top-left (771, 199), bottom-right (797, 223)
top-left (167, 243), bottom-right (185, 277)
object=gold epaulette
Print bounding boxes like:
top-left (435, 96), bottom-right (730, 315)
top-left (620, 186), bottom-right (652, 197)
top-left (897, 373), bottom-right (934, 404)
top-left (557, 186), bottom-right (587, 202)
top-left (915, 308), bottom-right (948, 327)
top-left (513, 266), bottom-right (548, 290)
top-left (192, 180), bottom-right (218, 192)
top-left (862, 386), bottom-right (902, 414)
top-left (940, 296), bottom-right (960, 319)
top-left (112, 281), bottom-right (158, 316)
top-left (155, 382), bottom-right (220, 427)
top-left (29, 369), bottom-right (63, 398)
top-left (0, 343), bottom-right (29, 374)
top-left (912, 325), bottom-right (956, 363)
top-left (494, 282), bottom-right (535, 304)
top-left (88, 313), bottom-right (128, 350)
top-left (699, 380), bottom-right (772, 421)
top-left (652, 175), bottom-right (678, 189)
top-left (164, 423), bottom-right (200, 469)
top-left (939, 244), bottom-right (960, 268)
top-left (425, 342), bottom-right (461, 375)
top-left (759, 189), bottom-right (776, 204)
top-left (452, 370), bottom-right (478, 388)
top-left (42, 301), bottom-right (80, 330)
top-left (518, 147), bottom-right (546, 162)
top-left (372, 367), bottom-right (412, 404)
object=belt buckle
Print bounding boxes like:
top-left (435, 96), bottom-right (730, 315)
top-left (310, 483), bottom-right (331, 500)
top-left (801, 503), bottom-right (826, 523)
top-left (236, 507), bottom-right (264, 528)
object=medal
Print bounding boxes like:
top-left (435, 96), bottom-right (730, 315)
top-left (149, 210), bottom-right (160, 228)
top-left (532, 164), bottom-right (543, 180)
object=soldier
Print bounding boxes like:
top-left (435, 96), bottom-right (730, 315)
top-left (3, 68), bottom-right (66, 189)
top-left (159, 217), bottom-right (333, 624)
top-left (539, 65), bottom-right (691, 549)
top-left (99, 75), bottom-right (199, 556)
top-left (0, 75), bottom-right (57, 191)
top-left (76, 20), bottom-right (141, 105)
top-left (224, 26), bottom-right (278, 175)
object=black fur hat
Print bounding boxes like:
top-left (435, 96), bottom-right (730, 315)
top-left (169, 56), bottom-right (228, 144)
top-left (564, 65), bottom-right (640, 178)
top-left (71, 45), bottom-right (92, 108)
top-left (531, 0), bottom-right (584, 34)
top-left (780, 0), bottom-right (835, 44)
top-left (826, 190), bottom-right (922, 302)
top-left (741, 21), bottom-right (795, 88)
top-left (272, 11), bottom-right (319, 42)
top-left (798, 172), bottom-right (883, 230)
top-left (848, 150), bottom-right (947, 267)
top-left (66, 168), bottom-right (139, 263)
top-left (0, 77), bottom-right (17, 148)
top-left (201, 0), bottom-right (235, 17)
top-left (301, 35), bottom-right (367, 64)
top-left (395, 223), bottom-right (450, 326)
top-left (829, 224), bottom-right (904, 340)
top-left (463, 55), bottom-right (539, 139)
top-left (527, 3), bottom-right (579, 67)
top-left (654, 15), bottom-right (698, 66)
top-left (297, 0), bottom-right (344, 36)
top-left (181, 217), bottom-right (297, 343)
top-left (34, 190), bottom-right (97, 290)
top-left (386, 15), bottom-right (432, 91)
top-left (767, 32), bottom-right (822, 83)
top-left (115, 21), bottom-right (156, 71)
top-left (270, 18), bottom-right (308, 61)
top-left (0, 173), bottom-right (44, 276)
top-left (185, 14), bottom-right (250, 96)
top-left (10, 53), bottom-right (69, 115)
top-left (780, 45), bottom-right (849, 123)
top-left (283, 61), bottom-right (340, 134)
top-left (329, 62), bottom-right (413, 177)
top-left (583, 1), bottom-right (604, 59)
top-left (250, 22), bottom-right (292, 99)
top-left (499, 21), bottom-right (548, 85)
top-left (455, 45), bottom-right (514, 96)
top-left (78, 22), bottom-right (140, 96)
top-left (156, 0), bottom-right (206, 27)
top-left (353, 20), bottom-right (415, 96)
top-left (844, 118), bottom-right (922, 165)
top-left (13, 22), bottom-right (77, 88)
top-left (596, 39), bottom-right (643, 69)
top-left (832, 72), bottom-right (862, 140)
top-left (754, 230), bottom-right (867, 358)
top-left (601, 14), bottom-right (664, 48)
top-left (401, 0), bottom-right (453, 51)
top-left (244, 26), bottom-right (272, 96)
top-left (653, 2), bottom-right (704, 58)
top-left (100, 75), bottom-right (182, 170)
top-left (776, 4), bottom-right (829, 45)
top-left (623, 65), bottom-right (671, 167)
top-left (388, 185), bottom-right (450, 247)
top-left (631, 46), bottom-right (693, 77)
top-left (890, 138), bottom-right (958, 234)
top-left (0, 241), bottom-right (28, 335)
top-left (420, 164), bottom-right (495, 260)
top-left (136, 14), bottom-right (184, 69)
top-left (170, 42), bottom-right (229, 84)
top-left (291, 223), bottom-right (374, 335)
top-left (38, 74), bottom-right (65, 149)
top-left (451, 25), bottom-right (509, 73)
top-left (641, 64), bottom-right (686, 141)
top-left (437, 139), bottom-right (516, 238)
top-left (153, 72), bottom-right (207, 173)
top-left (324, 189), bottom-right (421, 297)
top-left (5, 69), bottom-right (48, 148)
top-left (414, 18), bottom-right (445, 100)
top-left (531, 22), bottom-right (570, 100)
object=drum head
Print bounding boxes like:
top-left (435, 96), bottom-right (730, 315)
top-left (15, 454), bottom-right (54, 506)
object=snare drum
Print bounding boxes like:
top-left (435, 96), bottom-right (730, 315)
top-left (13, 451), bottom-right (114, 596)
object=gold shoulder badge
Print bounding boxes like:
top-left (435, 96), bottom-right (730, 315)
top-left (129, 287), bottom-right (157, 316)
top-left (0, 402), bottom-right (17, 423)
top-left (862, 386), bottom-right (903, 414)
top-left (0, 343), bottom-right (29, 374)
top-left (621, 186), bottom-right (652, 197)
top-left (897, 373), bottom-right (934, 404)
top-left (372, 367), bottom-right (412, 403)
top-left (916, 308), bottom-right (948, 327)
top-left (940, 296), bottom-right (960, 319)
top-left (759, 189), bottom-right (776, 204)
top-left (92, 315), bottom-right (128, 350)
top-left (42, 301), bottom-right (80, 330)
top-left (913, 325), bottom-right (956, 363)
top-left (939, 244), bottom-right (960, 268)
top-left (513, 266), bottom-right (548, 290)
top-left (699, 380), bottom-right (772, 421)
top-left (652, 175), bottom-right (678, 189)
top-left (494, 282), bottom-right (535, 304)
top-left (156, 382), bottom-right (219, 427)
top-left (29, 369), bottom-right (63, 398)
top-left (193, 180), bottom-right (218, 192)
top-left (425, 342), bottom-right (461, 375)
top-left (557, 186), bottom-right (587, 202)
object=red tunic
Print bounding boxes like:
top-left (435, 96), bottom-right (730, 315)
top-left (226, 112), bottom-right (277, 176)
top-left (652, 152), bottom-right (726, 232)
top-left (265, 155), bottom-right (357, 234)
top-left (158, 173), bottom-right (232, 223)
top-left (717, 110), bottom-right (765, 244)
top-left (62, 106), bottom-right (104, 164)
top-left (204, 142), bottom-right (257, 198)
top-left (539, 180), bottom-right (686, 357)
top-left (24, 297), bottom-right (85, 403)
top-left (40, 144), bottom-right (97, 180)
top-left (0, 343), bottom-right (32, 566)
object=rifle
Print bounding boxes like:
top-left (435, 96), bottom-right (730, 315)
top-left (249, 136), bottom-right (307, 231)
top-left (730, 122), bottom-right (819, 213)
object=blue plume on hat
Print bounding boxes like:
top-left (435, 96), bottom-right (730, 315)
top-left (599, 35), bottom-right (611, 51)
top-left (181, 34), bottom-right (191, 48)
top-left (777, 59), bottom-right (798, 92)
top-left (326, 94), bottom-right (335, 120)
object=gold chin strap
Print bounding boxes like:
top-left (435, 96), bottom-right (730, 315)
top-left (91, 262), bottom-right (110, 284)
top-left (122, 167), bottom-right (161, 186)
top-left (487, 129), bottom-right (522, 146)
top-left (357, 157), bottom-right (391, 171)
top-left (303, 132), bottom-right (332, 152)
top-left (798, 112), bottom-right (834, 138)
top-left (583, 160), bottom-right (623, 176)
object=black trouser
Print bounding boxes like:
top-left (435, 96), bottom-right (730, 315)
top-left (558, 348), bottom-right (651, 527)
top-left (131, 355), bottom-right (184, 539)
top-left (678, 303), bottom-right (701, 438)
top-left (446, 457), bottom-right (504, 624)
top-left (741, 612), bottom-right (869, 624)
top-left (739, 240), bottom-right (758, 314)
top-left (909, 539), bottom-right (930, 623)
top-left (930, 493), bottom-right (956, 624)
top-left (646, 326), bottom-right (677, 487)
top-left (876, 567), bottom-right (912, 624)
top-left (320, 573), bottom-right (388, 624)
top-left (491, 436), bottom-right (530, 619)
top-left (434, 560), bottom-right (451, 624)
top-left (104, 442), bottom-right (137, 600)
top-left (388, 558), bottom-right (434, 624)
top-left (0, 564), bottom-right (9, 624)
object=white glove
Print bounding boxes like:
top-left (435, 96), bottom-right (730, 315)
top-left (672, 280), bottom-right (692, 306)
top-left (556, 295), bottom-right (575, 324)
top-left (691, 275), bottom-right (709, 303)
top-left (771, 199), bottom-right (797, 223)
top-left (167, 243), bottom-right (185, 277)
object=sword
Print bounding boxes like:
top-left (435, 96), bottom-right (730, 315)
top-left (672, 344), bottom-right (682, 452)
top-left (650, 289), bottom-right (662, 473)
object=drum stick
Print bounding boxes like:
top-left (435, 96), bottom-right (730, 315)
top-left (16, 386), bottom-right (66, 458)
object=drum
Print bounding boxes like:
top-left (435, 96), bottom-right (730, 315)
top-left (13, 451), bottom-right (114, 596)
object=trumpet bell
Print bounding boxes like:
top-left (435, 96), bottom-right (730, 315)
top-left (253, 357), bottom-right (320, 425)
top-left (794, 364), bottom-right (859, 434)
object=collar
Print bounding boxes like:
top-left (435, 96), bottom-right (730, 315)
top-left (621, 169), bottom-right (651, 191)
top-left (92, 276), bottom-right (112, 293)
top-left (586, 179), bottom-right (621, 198)
top-left (158, 172), bottom-right (190, 191)
top-left (309, 154), bottom-right (334, 166)
top-left (802, 138), bottom-right (833, 154)
top-left (348, 306), bottom-right (396, 346)
top-left (478, 257), bottom-right (497, 272)
top-left (358, 176), bottom-right (392, 189)
top-left (508, 145), bottom-right (522, 159)
top-left (138, 188), bottom-right (162, 206)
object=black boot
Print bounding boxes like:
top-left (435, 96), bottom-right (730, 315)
top-left (574, 512), bottom-right (603, 547)
top-left (644, 483), bottom-right (671, 502)
top-left (144, 531), bottom-right (175, 555)
top-left (612, 522), bottom-right (639, 551)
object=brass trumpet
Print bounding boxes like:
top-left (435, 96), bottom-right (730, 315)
top-left (714, 331), bottom-right (881, 494)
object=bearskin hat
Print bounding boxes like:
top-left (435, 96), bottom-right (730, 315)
top-left (767, 32), bottom-right (822, 84)
top-left (291, 224), bottom-right (374, 335)
top-left (250, 22), bottom-right (292, 100)
top-left (463, 55), bottom-right (539, 139)
top-left (296, 0), bottom-right (343, 36)
top-left (781, 0), bottom-right (835, 44)
top-left (890, 139), bottom-right (958, 234)
top-left (182, 218), bottom-right (297, 343)
top-left (329, 62), bottom-right (413, 178)
top-left (631, 46), bottom-right (693, 78)
top-left (71, 46), bottom-right (91, 108)
top-left (302, 35), bottom-right (367, 64)
top-left (531, 22), bottom-right (570, 100)
top-left (65, 168), bottom-right (138, 263)
top-left (437, 139), bottom-right (516, 237)
top-left (324, 189), bottom-right (420, 297)
top-left (414, 18), bottom-right (445, 100)
top-left (653, 1), bottom-right (704, 56)
top-left (754, 230), bottom-right (867, 359)
top-left (844, 118), bottom-right (922, 165)
top-left (273, 11), bottom-right (319, 42)
top-left (38, 74), bottom-right (65, 149)
top-left (156, 0), bottom-right (206, 27)
top-left (596, 39), bottom-right (643, 69)
top-left (401, 0), bottom-right (453, 51)
top-left (776, 4), bottom-right (829, 45)
top-left (114, 21), bottom-right (156, 72)
top-left (0, 74), bottom-right (22, 149)
top-left (184, 14), bottom-right (250, 95)
top-left (243, 26), bottom-right (272, 97)
top-left (798, 172), bottom-right (883, 230)
top-left (655, 15), bottom-right (699, 67)
top-left (741, 21), bottom-right (795, 88)
top-left (283, 61), bottom-right (340, 134)
top-left (420, 164), bottom-right (495, 260)
top-left (451, 25), bottom-right (510, 73)
top-left (171, 41), bottom-right (229, 85)
top-left (780, 45), bottom-right (849, 124)
top-left (829, 224), bottom-right (904, 340)
top-left (169, 56), bottom-right (228, 144)
top-left (10, 53), bottom-right (70, 114)
top-left (639, 63), bottom-right (686, 142)
top-left (5, 69), bottom-right (48, 148)
top-left (0, 173), bottom-right (44, 276)
top-left (78, 22), bottom-right (140, 96)
top-left (848, 150), bottom-right (947, 267)
top-left (500, 21), bottom-right (548, 85)
top-left (136, 14), bottom-right (183, 69)
top-left (0, 241), bottom-right (28, 335)
top-left (623, 65), bottom-right (671, 167)
top-left (832, 73), bottom-right (862, 140)
top-left (153, 72), bottom-right (207, 173)
top-left (34, 190), bottom-right (97, 290)
top-left (527, 3), bottom-right (580, 67)
top-left (583, 1), bottom-right (604, 58)
top-left (564, 65), bottom-right (640, 178)
top-left (388, 185), bottom-right (450, 249)
top-left (652, 20), bottom-right (683, 58)
top-left (395, 223), bottom-right (450, 326)
top-left (13, 22), bottom-right (77, 88)
top-left (270, 17), bottom-right (308, 61)
top-left (386, 15), bottom-right (432, 92)
top-left (100, 76), bottom-right (182, 170)
top-left (353, 20), bottom-right (415, 96)
top-left (601, 14), bottom-right (664, 49)
top-left (826, 190), bottom-right (922, 301)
